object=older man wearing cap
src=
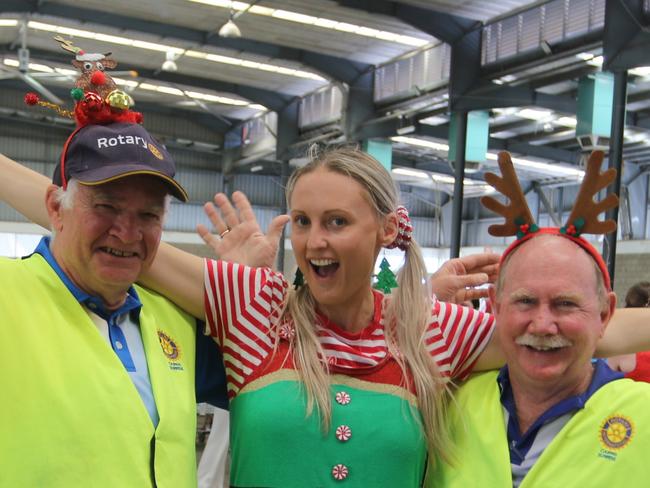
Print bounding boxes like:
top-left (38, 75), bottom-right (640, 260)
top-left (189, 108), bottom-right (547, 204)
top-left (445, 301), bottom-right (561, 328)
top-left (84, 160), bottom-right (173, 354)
top-left (430, 153), bottom-right (650, 487)
top-left (0, 122), bottom-right (227, 487)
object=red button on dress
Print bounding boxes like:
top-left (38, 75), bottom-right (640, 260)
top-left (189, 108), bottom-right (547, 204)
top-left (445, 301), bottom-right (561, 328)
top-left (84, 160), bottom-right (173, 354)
top-left (335, 391), bottom-right (351, 405)
top-left (332, 464), bottom-right (349, 480)
top-left (335, 425), bottom-right (352, 442)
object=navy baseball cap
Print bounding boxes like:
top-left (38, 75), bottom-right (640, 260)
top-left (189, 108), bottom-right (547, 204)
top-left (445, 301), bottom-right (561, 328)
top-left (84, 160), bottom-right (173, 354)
top-left (54, 122), bottom-right (189, 202)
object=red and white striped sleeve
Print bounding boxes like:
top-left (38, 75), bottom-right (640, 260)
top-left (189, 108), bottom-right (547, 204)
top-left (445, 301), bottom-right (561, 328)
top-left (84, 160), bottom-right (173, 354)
top-left (424, 299), bottom-right (495, 380)
top-left (203, 259), bottom-right (288, 395)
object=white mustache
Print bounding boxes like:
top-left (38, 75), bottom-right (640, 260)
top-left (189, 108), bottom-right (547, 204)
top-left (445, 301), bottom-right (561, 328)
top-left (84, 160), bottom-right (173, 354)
top-left (515, 333), bottom-right (573, 350)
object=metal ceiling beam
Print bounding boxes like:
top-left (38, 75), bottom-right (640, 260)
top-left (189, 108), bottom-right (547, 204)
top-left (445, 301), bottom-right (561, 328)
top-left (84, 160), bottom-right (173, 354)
top-left (417, 123), bottom-right (580, 165)
top-left (134, 68), bottom-right (292, 113)
top-left (346, 73), bottom-right (375, 141)
top-left (499, 125), bottom-right (574, 142)
top-left (489, 139), bottom-right (580, 165)
top-left (336, 0), bottom-right (479, 43)
top-left (449, 27), bottom-right (481, 111)
top-left (451, 83), bottom-right (578, 113)
top-left (604, 0), bottom-right (650, 71)
top-left (490, 118), bottom-right (546, 134)
top-left (355, 116), bottom-right (404, 141)
top-left (514, 128), bottom-right (577, 145)
top-left (276, 102), bottom-right (301, 160)
top-left (631, 112), bottom-right (650, 130)
top-left (1, 0), bottom-right (370, 84)
top-left (527, 65), bottom-right (597, 91)
top-left (357, 117), bottom-right (580, 165)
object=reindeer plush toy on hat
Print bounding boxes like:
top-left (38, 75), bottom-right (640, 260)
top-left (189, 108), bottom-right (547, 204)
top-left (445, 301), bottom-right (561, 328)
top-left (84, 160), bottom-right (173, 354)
top-left (24, 36), bottom-right (142, 127)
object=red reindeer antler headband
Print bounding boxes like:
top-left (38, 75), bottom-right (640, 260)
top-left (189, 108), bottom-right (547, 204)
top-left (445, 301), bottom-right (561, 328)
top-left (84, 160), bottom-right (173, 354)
top-left (481, 151), bottom-right (619, 291)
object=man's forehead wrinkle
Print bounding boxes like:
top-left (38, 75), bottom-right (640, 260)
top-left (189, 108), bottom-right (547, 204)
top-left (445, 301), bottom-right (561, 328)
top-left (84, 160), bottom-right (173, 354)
top-left (87, 183), bottom-right (165, 207)
top-left (508, 286), bottom-right (584, 301)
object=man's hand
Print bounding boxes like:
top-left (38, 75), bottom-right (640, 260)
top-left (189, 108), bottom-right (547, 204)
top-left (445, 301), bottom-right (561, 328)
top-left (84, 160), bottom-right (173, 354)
top-left (197, 191), bottom-right (289, 269)
top-left (429, 253), bottom-right (500, 303)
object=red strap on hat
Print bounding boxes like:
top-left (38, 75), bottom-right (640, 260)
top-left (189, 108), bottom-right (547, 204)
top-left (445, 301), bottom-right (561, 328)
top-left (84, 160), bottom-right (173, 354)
top-left (58, 126), bottom-right (83, 189)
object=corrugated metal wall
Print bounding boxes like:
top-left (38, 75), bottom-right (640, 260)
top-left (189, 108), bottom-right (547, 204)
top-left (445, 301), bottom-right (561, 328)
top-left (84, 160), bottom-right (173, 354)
top-left (374, 43), bottom-right (451, 103)
top-left (482, 0), bottom-right (605, 65)
top-left (232, 174), bottom-right (286, 207)
top-left (0, 134), bottom-right (62, 164)
top-left (166, 202), bottom-right (282, 235)
top-left (299, 85), bottom-right (344, 129)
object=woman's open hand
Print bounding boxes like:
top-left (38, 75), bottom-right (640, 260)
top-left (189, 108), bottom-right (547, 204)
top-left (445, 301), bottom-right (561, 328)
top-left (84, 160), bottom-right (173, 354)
top-left (197, 191), bottom-right (290, 269)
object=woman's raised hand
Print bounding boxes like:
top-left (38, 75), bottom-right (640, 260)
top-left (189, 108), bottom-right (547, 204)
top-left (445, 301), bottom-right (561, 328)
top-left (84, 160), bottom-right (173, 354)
top-left (197, 191), bottom-right (290, 269)
top-left (429, 252), bottom-right (500, 303)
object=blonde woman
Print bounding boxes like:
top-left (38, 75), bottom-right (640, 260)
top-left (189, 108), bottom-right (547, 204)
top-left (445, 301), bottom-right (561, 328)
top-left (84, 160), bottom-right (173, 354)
top-left (2, 147), bottom-right (649, 486)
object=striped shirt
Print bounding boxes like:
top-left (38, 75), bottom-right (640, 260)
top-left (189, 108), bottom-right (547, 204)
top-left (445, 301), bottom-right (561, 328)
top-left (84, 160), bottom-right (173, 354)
top-left (204, 260), bottom-right (495, 398)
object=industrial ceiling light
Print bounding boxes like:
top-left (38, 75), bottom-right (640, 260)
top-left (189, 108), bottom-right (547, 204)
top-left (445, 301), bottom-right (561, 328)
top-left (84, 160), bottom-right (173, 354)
top-left (161, 50), bottom-right (179, 72)
top-left (218, 18), bottom-right (241, 37)
top-left (218, 5), bottom-right (242, 38)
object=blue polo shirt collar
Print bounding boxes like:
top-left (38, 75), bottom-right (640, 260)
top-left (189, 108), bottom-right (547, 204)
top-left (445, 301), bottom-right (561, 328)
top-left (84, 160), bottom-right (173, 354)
top-left (498, 358), bottom-right (623, 464)
top-left (34, 236), bottom-right (142, 320)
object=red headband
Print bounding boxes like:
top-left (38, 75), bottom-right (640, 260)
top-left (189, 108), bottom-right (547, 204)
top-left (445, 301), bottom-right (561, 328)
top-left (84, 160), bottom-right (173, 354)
top-left (500, 228), bottom-right (611, 291)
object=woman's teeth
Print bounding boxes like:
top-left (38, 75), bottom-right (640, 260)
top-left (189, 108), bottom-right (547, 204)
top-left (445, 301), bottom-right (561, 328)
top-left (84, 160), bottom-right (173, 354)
top-left (309, 259), bottom-right (339, 277)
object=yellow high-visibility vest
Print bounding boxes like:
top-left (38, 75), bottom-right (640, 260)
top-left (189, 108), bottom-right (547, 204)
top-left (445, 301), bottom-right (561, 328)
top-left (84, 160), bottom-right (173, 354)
top-left (0, 253), bottom-right (198, 487)
top-left (429, 370), bottom-right (650, 487)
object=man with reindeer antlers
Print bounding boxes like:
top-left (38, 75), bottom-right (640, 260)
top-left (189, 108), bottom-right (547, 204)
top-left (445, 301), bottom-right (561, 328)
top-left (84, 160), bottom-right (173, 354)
top-left (430, 151), bottom-right (650, 487)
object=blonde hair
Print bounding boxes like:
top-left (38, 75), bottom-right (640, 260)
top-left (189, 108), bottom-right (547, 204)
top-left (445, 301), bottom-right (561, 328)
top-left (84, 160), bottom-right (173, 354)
top-left (279, 146), bottom-right (453, 465)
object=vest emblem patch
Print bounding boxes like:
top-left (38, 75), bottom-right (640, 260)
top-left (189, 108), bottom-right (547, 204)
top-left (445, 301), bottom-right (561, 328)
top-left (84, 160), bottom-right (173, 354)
top-left (157, 330), bottom-right (183, 371)
top-left (598, 414), bottom-right (633, 460)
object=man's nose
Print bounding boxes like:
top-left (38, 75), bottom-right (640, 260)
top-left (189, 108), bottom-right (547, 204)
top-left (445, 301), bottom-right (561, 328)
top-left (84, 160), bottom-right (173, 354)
top-left (528, 305), bottom-right (559, 335)
top-left (111, 212), bottom-right (142, 243)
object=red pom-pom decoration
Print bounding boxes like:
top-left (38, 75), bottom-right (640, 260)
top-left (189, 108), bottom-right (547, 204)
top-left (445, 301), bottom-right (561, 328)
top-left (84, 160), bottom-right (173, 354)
top-left (90, 70), bottom-right (107, 86)
top-left (74, 98), bottom-right (144, 128)
top-left (24, 92), bottom-right (40, 105)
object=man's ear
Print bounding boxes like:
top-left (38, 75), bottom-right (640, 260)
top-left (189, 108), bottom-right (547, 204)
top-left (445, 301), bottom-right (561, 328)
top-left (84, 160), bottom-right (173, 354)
top-left (599, 291), bottom-right (618, 338)
top-left (379, 211), bottom-right (399, 247)
top-left (45, 185), bottom-right (65, 232)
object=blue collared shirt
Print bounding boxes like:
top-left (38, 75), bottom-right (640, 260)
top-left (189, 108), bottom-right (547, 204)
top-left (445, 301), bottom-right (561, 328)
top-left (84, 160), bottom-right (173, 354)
top-left (498, 359), bottom-right (623, 485)
top-left (36, 237), bottom-right (161, 425)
